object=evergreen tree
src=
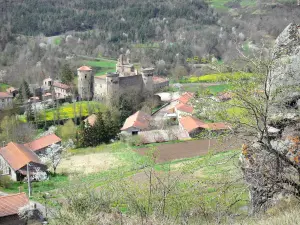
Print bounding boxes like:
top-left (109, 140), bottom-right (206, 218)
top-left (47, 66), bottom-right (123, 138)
top-left (17, 83), bottom-right (24, 104)
top-left (23, 80), bottom-right (32, 100)
top-left (60, 64), bottom-right (74, 85)
top-left (26, 103), bottom-right (35, 122)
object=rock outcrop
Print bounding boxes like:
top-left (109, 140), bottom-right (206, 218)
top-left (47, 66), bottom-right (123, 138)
top-left (241, 24), bottom-right (300, 215)
top-left (271, 24), bottom-right (300, 92)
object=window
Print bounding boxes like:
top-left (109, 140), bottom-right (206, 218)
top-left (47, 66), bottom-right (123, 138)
top-left (85, 75), bottom-right (87, 79)
top-left (132, 131), bottom-right (138, 135)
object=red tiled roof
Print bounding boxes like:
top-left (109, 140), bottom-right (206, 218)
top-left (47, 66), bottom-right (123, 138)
top-left (0, 193), bottom-right (29, 217)
top-left (153, 76), bottom-right (168, 84)
top-left (178, 92), bottom-right (194, 104)
top-left (0, 92), bottom-right (13, 98)
top-left (53, 81), bottom-right (70, 90)
top-left (175, 103), bottom-right (194, 114)
top-left (179, 116), bottom-right (206, 133)
top-left (77, 66), bottom-right (92, 71)
top-left (84, 114), bottom-right (97, 126)
top-left (0, 143), bottom-right (42, 171)
top-left (121, 111), bottom-right (151, 131)
top-left (25, 134), bottom-right (61, 152)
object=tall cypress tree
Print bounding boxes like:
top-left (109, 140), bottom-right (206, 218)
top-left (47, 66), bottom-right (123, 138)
top-left (23, 80), bottom-right (32, 100)
top-left (60, 64), bottom-right (74, 85)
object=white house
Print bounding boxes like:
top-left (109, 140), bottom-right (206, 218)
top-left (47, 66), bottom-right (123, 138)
top-left (0, 142), bottom-right (47, 181)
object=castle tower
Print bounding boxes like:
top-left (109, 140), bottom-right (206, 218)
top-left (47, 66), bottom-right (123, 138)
top-left (141, 68), bottom-right (154, 95)
top-left (77, 66), bottom-right (94, 101)
top-left (106, 72), bottom-right (120, 105)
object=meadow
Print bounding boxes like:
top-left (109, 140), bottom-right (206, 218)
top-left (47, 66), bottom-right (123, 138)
top-left (0, 83), bottom-right (10, 92)
top-left (83, 59), bottom-right (117, 76)
top-left (180, 72), bottom-right (253, 83)
top-left (0, 140), bottom-right (246, 216)
top-left (36, 101), bottom-right (106, 121)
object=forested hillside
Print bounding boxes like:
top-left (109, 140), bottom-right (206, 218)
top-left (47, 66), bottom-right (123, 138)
top-left (0, 0), bottom-right (299, 86)
top-left (1, 0), bottom-right (216, 43)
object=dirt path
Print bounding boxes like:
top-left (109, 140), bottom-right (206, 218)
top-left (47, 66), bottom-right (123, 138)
top-left (137, 138), bottom-right (241, 163)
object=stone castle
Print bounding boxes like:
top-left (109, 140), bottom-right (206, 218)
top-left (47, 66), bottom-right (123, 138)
top-left (77, 54), bottom-right (169, 103)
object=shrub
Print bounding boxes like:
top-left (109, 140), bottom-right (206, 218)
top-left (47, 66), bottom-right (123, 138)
top-left (0, 175), bottom-right (14, 188)
top-left (126, 135), bottom-right (143, 146)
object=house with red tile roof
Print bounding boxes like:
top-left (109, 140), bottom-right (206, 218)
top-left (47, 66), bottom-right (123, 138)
top-left (0, 142), bottom-right (47, 181)
top-left (0, 193), bottom-right (29, 224)
top-left (121, 111), bottom-right (151, 135)
top-left (0, 92), bottom-right (13, 110)
top-left (179, 116), bottom-right (230, 138)
top-left (175, 102), bottom-right (194, 117)
top-left (179, 116), bottom-right (207, 137)
top-left (178, 92), bottom-right (194, 104)
top-left (53, 81), bottom-right (71, 99)
top-left (41, 77), bottom-right (72, 100)
top-left (153, 76), bottom-right (169, 91)
top-left (25, 134), bottom-right (62, 155)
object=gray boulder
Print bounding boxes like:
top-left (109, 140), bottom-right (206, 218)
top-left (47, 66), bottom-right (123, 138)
top-left (271, 24), bottom-right (300, 91)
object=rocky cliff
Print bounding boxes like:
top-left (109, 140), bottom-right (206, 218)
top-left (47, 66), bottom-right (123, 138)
top-left (241, 23), bottom-right (300, 215)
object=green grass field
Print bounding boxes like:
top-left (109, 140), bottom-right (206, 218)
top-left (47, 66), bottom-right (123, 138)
top-left (0, 140), bottom-right (245, 208)
top-left (181, 72), bottom-right (253, 83)
top-left (207, 0), bottom-right (296, 10)
top-left (207, 84), bottom-right (232, 94)
top-left (83, 60), bottom-right (117, 76)
top-left (36, 101), bottom-right (106, 121)
top-left (0, 83), bottom-right (10, 92)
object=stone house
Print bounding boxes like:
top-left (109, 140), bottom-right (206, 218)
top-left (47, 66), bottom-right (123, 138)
top-left (0, 142), bottom-right (47, 181)
top-left (53, 81), bottom-right (71, 99)
top-left (0, 92), bottom-right (13, 109)
top-left (0, 193), bottom-right (29, 225)
top-left (153, 76), bottom-right (169, 91)
top-left (121, 111), bottom-right (151, 135)
top-left (25, 134), bottom-right (62, 155)
top-left (42, 77), bottom-right (72, 99)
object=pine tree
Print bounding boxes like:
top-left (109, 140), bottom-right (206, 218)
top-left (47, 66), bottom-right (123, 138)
top-left (26, 103), bottom-right (35, 122)
top-left (17, 83), bottom-right (24, 104)
top-left (60, 64), bottom-right (74, 85)
top-left (23, 80), bottom-right (32, 100)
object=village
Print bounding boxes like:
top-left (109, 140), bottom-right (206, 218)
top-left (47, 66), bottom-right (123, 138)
top-left (0, 51), bottom-right (235, 223)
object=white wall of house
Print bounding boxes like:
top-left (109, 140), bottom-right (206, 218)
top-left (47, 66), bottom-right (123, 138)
top-left (0, 155), bottom-right (17, 181)
top-left (54, 87), bottom-right (71, 98)
top-left (0, 97), bottom-right (13, 109)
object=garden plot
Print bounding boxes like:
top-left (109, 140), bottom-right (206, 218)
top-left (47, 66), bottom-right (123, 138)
top-left (57, 152), bottom-right (121, 174)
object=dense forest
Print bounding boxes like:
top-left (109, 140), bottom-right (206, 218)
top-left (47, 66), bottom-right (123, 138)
top-left (0, 0), bottom-right (299, 86)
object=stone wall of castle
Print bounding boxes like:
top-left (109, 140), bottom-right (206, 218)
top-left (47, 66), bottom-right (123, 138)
top-left (94, 77), bottom-right (107, 102)
top-left (118, 75), bottom-right (144, 93)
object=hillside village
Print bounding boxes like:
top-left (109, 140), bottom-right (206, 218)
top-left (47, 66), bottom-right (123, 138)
top-left (0, 0), bottom-right (300, 223)
top-left (0, 49), bottom-right (234, 224)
